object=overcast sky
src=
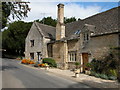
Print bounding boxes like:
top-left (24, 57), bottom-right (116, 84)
top-left (10, 1), bottom-right (119, 22)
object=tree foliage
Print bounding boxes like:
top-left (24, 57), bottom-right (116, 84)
top-left (2, 21), bottom-right (32, 56)
top-left (64, 17), bottom-right (77, 24)
top-left (2, 16), bottom-right (77, 56)
top-left (35, 16), bottom-right (77, 27)
top-left (90, 47), bottom-right (120, 77)
top-left (39, 17), bottom-right (57, 27)
top-left (2, 2), bottom-right (30, 29)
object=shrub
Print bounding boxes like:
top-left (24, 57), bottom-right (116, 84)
top-left (99, 74), bottom-right (109, 80)
top-left (86, 63), bottom-right (92, 68)
top-left (42, 58), bottom-right (57, 67)
top-left (38, 64), bottom-right (45, 67)
top-left (26, 60), bottom-right (31, 64)
top-left (44, 63), bottom-right (49, 66)
top-left (109, 69), bottom-right (117, 77)
top-left (90, 71), bottom-right (96, 76)
top-left (21, 59), bottom-right (29, 64)
top-left (38, 64), bottom-right (41, 67)
top-left (108, 76), bottom-right (117, 80)
top-left (29, 61), bottom-right (35, 64)
top-left (21, 59), bottom-right (26, 64)
top-left (41, 64), bottom-right (45, 67)
top-left (34, 61), bottom-right (40, 67)
top-left (75, 62), bottom-right (80, 69)
top-left (16, 56), bottom-right (23, 60)
top-left (95, 73), bottom-right (101, 78)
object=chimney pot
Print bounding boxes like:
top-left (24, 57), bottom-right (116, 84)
top-left (57, 3), bottom-right (64, 8)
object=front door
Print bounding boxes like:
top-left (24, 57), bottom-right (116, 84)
top-left (82, 53), bottom-right (88, 72)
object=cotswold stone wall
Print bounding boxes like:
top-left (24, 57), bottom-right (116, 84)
top-left (81, 33), bottom-right (119, 60)
top-left (53, 41), bottom-right (68, 69)
top-left (25, 23), bottom-right (50, 60)
top-left (67, 40), bottom-right (79, 51)
top-left (47, 43), bottom-right (53, 57)
top-left (67, 40), bottom-right (81, 69)
top-left (25, 23), bottom-right (43, 60)
top-left (42, 37), bottom-right (51, 58)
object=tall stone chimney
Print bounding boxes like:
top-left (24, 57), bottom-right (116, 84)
top-left (56, 3), bottom-right (65, 40)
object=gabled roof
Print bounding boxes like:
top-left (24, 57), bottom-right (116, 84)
top-left (65, 6), bottom-right (119, 38)
top-left (35, 22), bottom-right (56, 39)
top-left (33, 6), bottom-right (119, 40)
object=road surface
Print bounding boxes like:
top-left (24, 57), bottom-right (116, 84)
top-left (2, 58), bottom-right (91, 88)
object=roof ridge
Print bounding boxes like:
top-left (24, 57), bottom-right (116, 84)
top-left (82, 6), bottom-right (119, 21)
top-left (36, 22), bottom-right (55, 29)
top-left (34, 21), bottom-right (56, 39)
top-left (34, 22), bottom-right (45, 36)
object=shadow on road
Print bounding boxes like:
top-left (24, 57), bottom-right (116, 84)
top-left (1, 65), bottom-right (19, 71)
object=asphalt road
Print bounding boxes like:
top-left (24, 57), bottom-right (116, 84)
top-left (2, 58), bottom-right (91, 88)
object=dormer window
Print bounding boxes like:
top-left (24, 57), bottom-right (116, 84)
top-left (30, 40), bottom-right (34, 47)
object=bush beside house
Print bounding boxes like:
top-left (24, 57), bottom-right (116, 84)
top-left (21, 59), bottom-right (35, 64)
top-left (42, 58), bottom-right (57, 67)
top-left (86, 47), bottom-right (119, 81)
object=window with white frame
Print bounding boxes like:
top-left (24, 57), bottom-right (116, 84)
top-left (68, 52), bottom-right (77, 62)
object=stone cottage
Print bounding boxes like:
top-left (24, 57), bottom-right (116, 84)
top-left (25, 4), bottom-right (120, 72)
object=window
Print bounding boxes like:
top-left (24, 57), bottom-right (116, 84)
top-left (30, 53), bottom-right (34, 60)
top-left (118, 34), bottom-right (120, 46)
top-left (84, 33), bottom-right (86, 41)
top-left (30, 40), bottom-right (34, 47)
top-left (86, 33), bottom-right (89, 40)
top-left (83, 33), bottom-right (89, 41)
top-left (74, 30), bottom-right (81, 35)
top-left (68, 52), bottom-right (77, 62)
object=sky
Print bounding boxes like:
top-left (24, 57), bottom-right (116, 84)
top-left (10, 1), bottom-right (119, 22)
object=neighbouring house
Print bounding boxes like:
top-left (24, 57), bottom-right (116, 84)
top-left (25, 4), bottom-right (120, 72)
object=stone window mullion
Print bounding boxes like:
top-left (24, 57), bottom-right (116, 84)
top-left (73, 53), bottom-right (75, 61)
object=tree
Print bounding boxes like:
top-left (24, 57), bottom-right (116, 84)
top-left (35, 17), bottom-right (57, 27)
top-left (64, 17), bottom-right (77, 24)
top-left (2, 21), bottom-right (32, 56)
top-left (2, 2), bottom-right (30, 29)
top-left (35, 17), bottom-right (77, 27)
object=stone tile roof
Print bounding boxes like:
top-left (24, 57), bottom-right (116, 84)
top-left (35, 22), bottom-right (56, 39)
top-left (34, 6), bottom-right (119, 40)
top-left (65, 6), bottom-right (119, 38)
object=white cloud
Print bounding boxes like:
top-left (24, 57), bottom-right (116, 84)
top-left (22, 2), bottom-right (57, 22)
top-left (22, 2), bottom-right (102, 22)
top-left (64, 3), bottom-right (101, 19)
